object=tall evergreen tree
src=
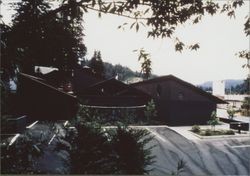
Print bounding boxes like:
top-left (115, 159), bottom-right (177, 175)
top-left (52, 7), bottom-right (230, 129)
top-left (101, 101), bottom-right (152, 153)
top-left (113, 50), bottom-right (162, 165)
top-left (89, 51), bottom-right (105, 77)
top-left (3, 0), bottom-right (86, 75)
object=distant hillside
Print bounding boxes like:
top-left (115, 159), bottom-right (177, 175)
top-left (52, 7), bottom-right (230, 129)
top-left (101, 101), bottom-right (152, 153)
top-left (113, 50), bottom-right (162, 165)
top-left (84, 59), bottom-right (157, 82)
top-left (198, 79), bottom-right (244, 89)
top-left (103, 62), bottom-right (158, 82)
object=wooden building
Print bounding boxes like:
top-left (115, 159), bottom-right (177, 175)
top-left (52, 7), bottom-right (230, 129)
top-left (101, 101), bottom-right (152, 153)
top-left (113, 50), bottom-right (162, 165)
top-left (131, 75), bottom-right (227, 125)
top-left (72, 67), bottom-right (105, 96)
top-left (17, 73), bottom-right (78, 121)
top-left (78, 78), bottom-right (151, 121)
top-left (79, 78), bottom-right (151, 107)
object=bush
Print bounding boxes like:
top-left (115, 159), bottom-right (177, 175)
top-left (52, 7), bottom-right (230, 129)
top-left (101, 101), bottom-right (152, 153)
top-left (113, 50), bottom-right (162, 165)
top-left (227, 108), bottom-right (235, 120)
top-left (191, 125), bottom-right (201, 133)
top-left (112, 126), bottom-right (155, 174)
top-left (144, 99), bottom-right (157, 122)
top-left (65, 122), bottom-right (155, 174)
top-left (204, 129), bottom-right (212, 136)
top-left (225, 130), bottom-right (235, 135)
top-left (207, 111), bottom-right (220, 131)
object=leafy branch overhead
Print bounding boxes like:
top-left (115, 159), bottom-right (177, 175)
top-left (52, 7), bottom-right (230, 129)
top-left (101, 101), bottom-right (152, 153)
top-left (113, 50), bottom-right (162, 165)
top-left (39, 0), bottom-right (245, 51)
top-left (134, 48), bottom-right (152, 80)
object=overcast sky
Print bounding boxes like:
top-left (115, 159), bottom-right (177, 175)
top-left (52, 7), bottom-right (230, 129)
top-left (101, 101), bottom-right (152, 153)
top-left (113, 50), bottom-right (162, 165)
top-left (1, 0), bottom-right (249, 84)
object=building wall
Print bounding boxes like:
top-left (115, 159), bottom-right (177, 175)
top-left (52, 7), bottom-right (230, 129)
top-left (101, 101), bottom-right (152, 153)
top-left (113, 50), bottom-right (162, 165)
top-left (133, 79), bottom-right (217, 125)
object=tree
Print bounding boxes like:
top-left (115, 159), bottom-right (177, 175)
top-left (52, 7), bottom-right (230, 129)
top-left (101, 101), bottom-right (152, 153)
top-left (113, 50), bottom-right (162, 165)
top-left (112, 126), bottom-right (155, 174)
top-left (144, 99), bottom-right (157, 122)
top-left (89, 51), bottom-right (105, 77)
top-left (241, 97), bottom-right (250, 116)
top-left (135, 48), bottom-right (152, 80)
top-left (236, 16), bottom-right (250, 95)
top-left (15, 0), bottom-right (245, 48)
top-left (1, 0), bottom-right (86, 75)
top-left (2, 0), bottom-right (247, 77)
top-left (227, 107), bottom-right (235, 120)
top-left (207, 111), bottom-right (220, 131)
top-left (63, 118), bottom-right (155, 174)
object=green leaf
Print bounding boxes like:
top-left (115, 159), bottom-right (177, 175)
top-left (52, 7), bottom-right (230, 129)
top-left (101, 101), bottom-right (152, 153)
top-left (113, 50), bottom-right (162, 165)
top-left (136, 23), bottom-right (139, 32)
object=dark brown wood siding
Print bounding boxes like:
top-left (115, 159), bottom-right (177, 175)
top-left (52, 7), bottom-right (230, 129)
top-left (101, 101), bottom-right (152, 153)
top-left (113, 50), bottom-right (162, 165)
top-left (133, 79), bottom-right (218, 125)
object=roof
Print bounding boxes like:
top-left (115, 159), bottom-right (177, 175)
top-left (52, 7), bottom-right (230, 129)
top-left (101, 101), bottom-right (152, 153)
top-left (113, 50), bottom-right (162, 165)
top-left (83, 78), bottom-right (151, 97)
top-left (131, 75), bottom-right (227, 104)
top-left (18, 72), bottom-right (77, 100)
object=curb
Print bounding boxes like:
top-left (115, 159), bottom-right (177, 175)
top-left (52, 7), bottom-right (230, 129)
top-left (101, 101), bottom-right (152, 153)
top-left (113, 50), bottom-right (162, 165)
top-left (189, 131), bottom-right (250, 140)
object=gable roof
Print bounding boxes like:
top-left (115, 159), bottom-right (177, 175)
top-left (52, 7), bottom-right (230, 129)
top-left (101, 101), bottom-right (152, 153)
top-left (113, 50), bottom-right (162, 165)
top-left (83, 78), bottom-right (151, 97)
top-left (131, 75), bottom-right (227, 104)
top-left (18, 72), bottom-right (77, 100)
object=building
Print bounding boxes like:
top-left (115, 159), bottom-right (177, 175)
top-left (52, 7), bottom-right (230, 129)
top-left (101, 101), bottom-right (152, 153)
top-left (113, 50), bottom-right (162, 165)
top-left (79, 78), bottom-right (151, 106)
top-left (78, 78), bottom-right (151, 121)
top-left (71, 67), bottom-right (105, 96)
top-left (212, 80), bottom-right (225, 98)
top-left (131, 75), bottom-right (227, 126)
top-left (17, 73), bottom-right (78, 121)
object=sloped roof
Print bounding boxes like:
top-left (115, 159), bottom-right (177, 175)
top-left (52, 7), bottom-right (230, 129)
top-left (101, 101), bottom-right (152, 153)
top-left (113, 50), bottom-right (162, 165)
top-left (83, 78), bottom-right (151, 97)
top-left (18, 73), bottom-right (77, 100)
top-left (131, 75), bottom-right (227, 104)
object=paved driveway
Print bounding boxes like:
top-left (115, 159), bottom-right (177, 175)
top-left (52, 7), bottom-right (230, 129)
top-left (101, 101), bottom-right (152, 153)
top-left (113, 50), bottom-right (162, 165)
top-left (142, 126), bottom-right (250, 176)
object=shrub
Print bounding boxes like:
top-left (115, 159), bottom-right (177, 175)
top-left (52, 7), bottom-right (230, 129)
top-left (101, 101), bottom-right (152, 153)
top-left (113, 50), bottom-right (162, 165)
top-left (144, 99), bottom-right (157, 122)
top-left (112, 126), bottom-right (155, 174)
top-left (227, 108), bottom-right (235, 120)
top-left (204, 129), bottom-right (212, 136)
top-left (225, 130), bottom-right (235, 135)
top-left (207, 111), bottom-right (220, 131)
top-left (191, 125), bottom-right (201, 133)
top-left (65, 121), bottom-right (155, 174)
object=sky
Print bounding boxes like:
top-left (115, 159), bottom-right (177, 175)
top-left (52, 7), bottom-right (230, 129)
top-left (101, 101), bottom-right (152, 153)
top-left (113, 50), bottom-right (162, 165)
top-left (1, 0), bottom-right (249, 84)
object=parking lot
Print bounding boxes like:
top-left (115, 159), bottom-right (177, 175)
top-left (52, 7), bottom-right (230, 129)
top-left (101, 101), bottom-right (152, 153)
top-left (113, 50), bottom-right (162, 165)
top-left (141, 126), bottom-right (250, 176)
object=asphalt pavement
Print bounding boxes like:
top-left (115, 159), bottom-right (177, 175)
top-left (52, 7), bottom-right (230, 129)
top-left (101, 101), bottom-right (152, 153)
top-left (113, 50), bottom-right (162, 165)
top-left (140, 126), bottom-right (250, 176)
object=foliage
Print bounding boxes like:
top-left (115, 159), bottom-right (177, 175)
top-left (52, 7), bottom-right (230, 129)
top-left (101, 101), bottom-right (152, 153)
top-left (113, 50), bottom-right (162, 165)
top-left (204, 129), bottom-right (212, 136)
top-left (66, 122), bottom-right (114, 174)
top-left (64, 121), bottom-right (155, 174)
top-left (103, 62), bottom-right (141, 81)
top-left (16, 0), bottom-right (244, 51)
top-left (226, 78), bottom-right (249, 94)
top-left (191, 125), bottom-right (201, 133)
top-left (2, 0), bottom-right (247, 83)
top-left (77, 105), bottom-right (137, 125)
top-left (1, 0), bottom-right (86, 75)
top-left (111, 126), bottom-right (155, 174)
top-left (225, 130), bottom-right (235, 135)
top-left (84, 59), bottom-right (156, 81)
top-left (194, 129), bottom-right (235, 136)
top-left (1, 133), bottom-right (44, 174)
top-left (134, 48), bottom-right (152, 80)
top-left (144, 99), bottom-right (157, 122)
top-left (89, 51), bottom-right (105, 77)
top-left (207, 111), bottom-right (220, 131)
top-left (241, 97), bottom-right (250, 116)
top-left (170, 159), bottom-right (186, 176)
top-left (227, 108), bottom-right (235, 120)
